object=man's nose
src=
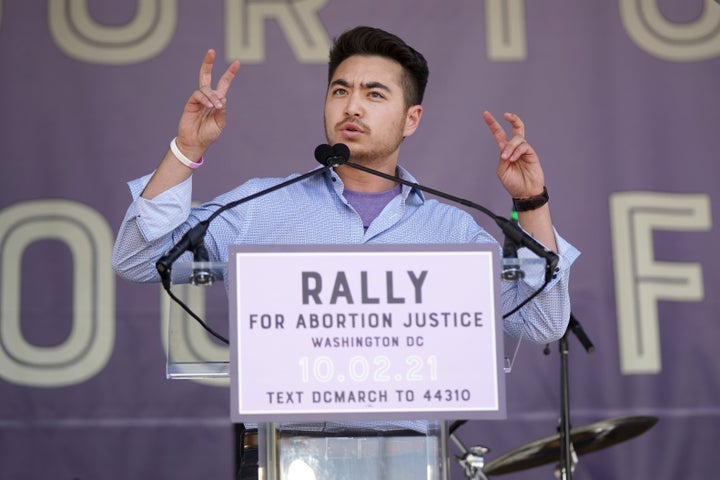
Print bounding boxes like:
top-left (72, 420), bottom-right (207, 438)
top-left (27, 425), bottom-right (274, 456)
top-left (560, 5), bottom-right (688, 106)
top-left (344, 92), bottom-right (363, 117)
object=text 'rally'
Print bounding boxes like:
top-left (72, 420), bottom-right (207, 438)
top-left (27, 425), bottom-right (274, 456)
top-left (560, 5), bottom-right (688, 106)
top-left (301, 270), bottom-right (428, 305)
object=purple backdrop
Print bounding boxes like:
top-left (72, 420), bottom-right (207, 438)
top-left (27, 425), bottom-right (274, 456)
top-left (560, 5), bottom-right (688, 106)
top-left (1, 1), bottom-right (719, 479)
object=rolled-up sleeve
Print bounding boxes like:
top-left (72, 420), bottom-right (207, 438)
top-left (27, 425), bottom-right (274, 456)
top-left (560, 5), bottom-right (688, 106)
top-left (502, 229), bottom-right (581, 343)
top-left (111, 173), bottom-right (194, 282)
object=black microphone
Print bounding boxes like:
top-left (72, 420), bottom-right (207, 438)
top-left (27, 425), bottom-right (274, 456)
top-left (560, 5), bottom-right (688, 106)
top-left (501, 212), bottom-right (525, 282)
top-left (496, 217), bottom-right (559, 282)
top-left (155, 145), bottom-right (345, 288)
top-left (156, 222), bottom-right (209, 289)
top-left (314, 143), bottom-right (350, 166)
top-left (330, 150), bottom-right (559, 283)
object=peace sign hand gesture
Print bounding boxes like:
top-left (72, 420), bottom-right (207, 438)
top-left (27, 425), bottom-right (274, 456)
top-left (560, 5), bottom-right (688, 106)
top-left (176, 49), bottom-right (241, 162)
top-left (482, 111), bottom-right (545, 199)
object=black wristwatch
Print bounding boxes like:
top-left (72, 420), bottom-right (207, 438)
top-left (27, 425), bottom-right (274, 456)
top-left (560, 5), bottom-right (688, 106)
top-left (512, 186), bottom-right (549, 212)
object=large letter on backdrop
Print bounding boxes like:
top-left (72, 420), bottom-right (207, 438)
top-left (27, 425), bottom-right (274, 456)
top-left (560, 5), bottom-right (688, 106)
top-left (225, 0), bottom-right (330, 63)
top-left (48, 0), bottom-right (177, 64)
top-left (610, 192), bottom-right (711, 375)
top-left (620, 0), bottom-right (720, 61)
top-left (0, 200), bottom-right (115, 387)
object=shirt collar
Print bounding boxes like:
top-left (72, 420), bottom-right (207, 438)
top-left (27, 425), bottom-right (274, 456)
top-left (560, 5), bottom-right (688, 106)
top-left (395, 165), bottom-right (426, 203)
top-left (323, 164), bottom-right (426, 204)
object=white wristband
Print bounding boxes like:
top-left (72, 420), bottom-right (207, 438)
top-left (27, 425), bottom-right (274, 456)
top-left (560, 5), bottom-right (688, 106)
top-left (170, 137), bottom-right (203, 169)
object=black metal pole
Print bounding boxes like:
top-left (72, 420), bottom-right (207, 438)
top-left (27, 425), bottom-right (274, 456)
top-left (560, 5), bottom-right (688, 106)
top-left (555, 313), bottom-right (594, 479)
top-left (558, 331), bottom-right (573, 479)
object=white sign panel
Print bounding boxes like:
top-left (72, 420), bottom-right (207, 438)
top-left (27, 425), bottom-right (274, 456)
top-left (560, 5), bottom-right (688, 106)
top-left (229, 244), bottom-right (506, 422)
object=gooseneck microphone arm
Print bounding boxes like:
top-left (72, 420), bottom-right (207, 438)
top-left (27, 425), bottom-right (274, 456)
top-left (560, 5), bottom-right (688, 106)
top-left (155, 145), bottom-right (348, 288)
top-left (335, 150), bottom-right (559, 283)
top-left (152, 144), bottom-right (348, 346)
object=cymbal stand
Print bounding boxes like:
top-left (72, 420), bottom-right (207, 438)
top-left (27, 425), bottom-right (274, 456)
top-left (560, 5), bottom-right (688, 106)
top-left (449, 421), bottom-right (491, 480)
top-left (546, 313), bottom-right (594, 480)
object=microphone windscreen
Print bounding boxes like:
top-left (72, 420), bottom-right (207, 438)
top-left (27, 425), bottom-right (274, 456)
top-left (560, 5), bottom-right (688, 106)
top-left (314, 144), bottom-right (334, 166)
top-left (331, 143), bottom-right (350, 163)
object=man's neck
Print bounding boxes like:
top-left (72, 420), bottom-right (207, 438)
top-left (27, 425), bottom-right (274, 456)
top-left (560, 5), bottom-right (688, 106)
top-left (335, 160), bottom-right (399, 192)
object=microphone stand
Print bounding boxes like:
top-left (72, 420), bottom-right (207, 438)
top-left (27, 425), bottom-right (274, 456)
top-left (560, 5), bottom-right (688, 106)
top-left (449, 420), bottom-right (491, 480)
top-left (546, 313), bottom-right (594, 479)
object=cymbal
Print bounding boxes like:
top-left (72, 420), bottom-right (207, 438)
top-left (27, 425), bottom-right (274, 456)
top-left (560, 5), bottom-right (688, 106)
top-left (483, 415), bottom-right (658, 475)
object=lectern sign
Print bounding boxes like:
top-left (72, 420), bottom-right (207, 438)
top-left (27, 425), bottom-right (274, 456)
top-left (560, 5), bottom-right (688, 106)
top-left (229, 244), bottom-right (506, 422)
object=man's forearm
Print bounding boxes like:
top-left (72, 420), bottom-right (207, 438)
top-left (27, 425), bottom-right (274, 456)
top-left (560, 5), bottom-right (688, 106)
top-left (141, 149), bottom-right (196, 199)
top-left (517, 203), bottom-right (558, 253)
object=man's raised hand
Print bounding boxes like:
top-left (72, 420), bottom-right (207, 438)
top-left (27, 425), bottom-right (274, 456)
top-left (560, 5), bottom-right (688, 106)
top-left (482, 110), bottom-right (545, 199)
top-left (176, 49), bottom-right (241, 162)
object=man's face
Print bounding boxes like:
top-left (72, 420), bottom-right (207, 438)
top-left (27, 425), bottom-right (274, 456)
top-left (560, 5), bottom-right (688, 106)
top-left (324, 55), bottom-right (421, 165)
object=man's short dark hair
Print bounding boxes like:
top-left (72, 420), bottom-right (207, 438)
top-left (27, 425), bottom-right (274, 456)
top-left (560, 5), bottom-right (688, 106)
top-left (328, 26), bottom-right (429, 108)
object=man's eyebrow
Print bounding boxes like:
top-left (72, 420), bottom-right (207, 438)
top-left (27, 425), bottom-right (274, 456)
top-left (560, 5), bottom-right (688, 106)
top-left (364, 81), bottom-right (391, 92)
top-left (330, 79), bottom-right (350, 88)
top-left (329, 79), bottom-right (392, 92)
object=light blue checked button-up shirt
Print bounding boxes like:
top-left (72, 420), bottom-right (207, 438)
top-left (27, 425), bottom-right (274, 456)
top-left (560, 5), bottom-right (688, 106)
top-left (112, 165), bottom-right (580, 344)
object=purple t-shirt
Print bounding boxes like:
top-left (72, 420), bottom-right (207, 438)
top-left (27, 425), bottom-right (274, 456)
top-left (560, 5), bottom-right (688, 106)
top-left (343, 185), bottom-right (402, 230)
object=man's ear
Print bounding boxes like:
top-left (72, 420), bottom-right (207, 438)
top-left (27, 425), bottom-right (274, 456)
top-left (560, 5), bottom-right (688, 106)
top-left (403, 105), bottom-right (423, 138)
